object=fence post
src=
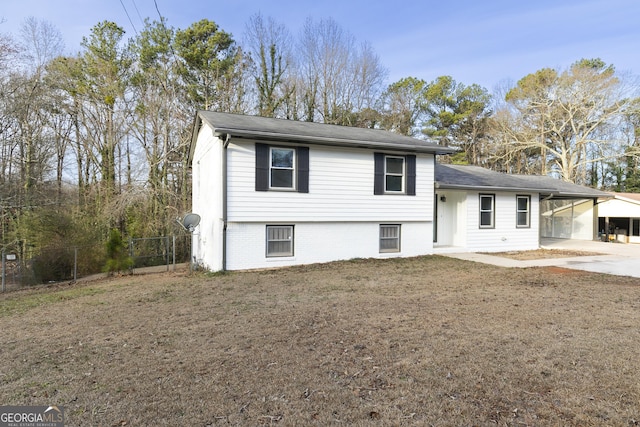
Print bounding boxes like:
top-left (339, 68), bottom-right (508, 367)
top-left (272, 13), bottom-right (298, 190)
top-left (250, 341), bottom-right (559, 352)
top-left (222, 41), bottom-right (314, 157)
top-left (172, 235), bottom-right (176, 271)
top-left (129, 237), bottom-right (134, 275)
top-left (165, 236), bottom-right (169, 272)
top-left (74, 247), bottom-right (78, 283)
top-left (1, 248), bottom-right (5, 292)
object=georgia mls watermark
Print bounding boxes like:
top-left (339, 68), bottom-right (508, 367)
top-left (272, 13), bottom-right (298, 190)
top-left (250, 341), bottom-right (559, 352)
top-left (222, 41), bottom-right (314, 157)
top-left (0, 406), bottom-right (64, 427)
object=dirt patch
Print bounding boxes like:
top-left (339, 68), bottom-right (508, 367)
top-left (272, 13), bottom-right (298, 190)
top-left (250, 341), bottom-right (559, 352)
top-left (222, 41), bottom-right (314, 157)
top-left (1, 256), bottom-right (639, 426)
top-left (487, 248), bottom-right (600, 260)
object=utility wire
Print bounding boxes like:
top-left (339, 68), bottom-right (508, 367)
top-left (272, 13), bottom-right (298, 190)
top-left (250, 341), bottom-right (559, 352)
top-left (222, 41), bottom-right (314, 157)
top-left (118, 0), bottom-right (138, 35)
top-left (131, 0), bottom-right (145, 25)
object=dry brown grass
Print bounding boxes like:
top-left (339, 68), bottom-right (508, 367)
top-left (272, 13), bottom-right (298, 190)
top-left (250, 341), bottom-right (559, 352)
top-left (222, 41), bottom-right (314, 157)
top-left (1, 256), bottom-right (640, 426)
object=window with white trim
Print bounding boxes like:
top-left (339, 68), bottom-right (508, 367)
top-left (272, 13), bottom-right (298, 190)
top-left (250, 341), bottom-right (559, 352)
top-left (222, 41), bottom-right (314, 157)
top-left (379, 224), bottom-right (401, 253)
top-left (385, 156), bottom-right (405, 193)
top-left (479, 194), bottom-right (495, 228)
top-left (266, 225), bottom-right (294, 257)
top-left (270, 147), bottom-right (295, 189)
top-left (516, 195), bottom-right (531, 228)
top-left (256, 144), bottom-right (309, 193)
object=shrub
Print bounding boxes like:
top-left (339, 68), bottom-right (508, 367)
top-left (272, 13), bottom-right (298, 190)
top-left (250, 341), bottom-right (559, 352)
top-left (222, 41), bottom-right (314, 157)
top-left (104, 229), bottom-right (133, 274)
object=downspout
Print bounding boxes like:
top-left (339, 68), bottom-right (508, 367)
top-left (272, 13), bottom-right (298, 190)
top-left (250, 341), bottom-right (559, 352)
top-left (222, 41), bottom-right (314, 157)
top-left (222, 133), bottom-right (231, 271)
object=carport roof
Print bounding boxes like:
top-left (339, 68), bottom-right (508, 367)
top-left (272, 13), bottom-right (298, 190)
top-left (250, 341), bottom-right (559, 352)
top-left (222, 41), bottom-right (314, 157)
top-left (435, 164), bottom-right (610, 199)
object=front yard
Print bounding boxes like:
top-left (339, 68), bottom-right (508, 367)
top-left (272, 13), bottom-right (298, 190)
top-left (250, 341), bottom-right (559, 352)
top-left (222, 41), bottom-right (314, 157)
top-left (1, 255), bottom-right (639, 426)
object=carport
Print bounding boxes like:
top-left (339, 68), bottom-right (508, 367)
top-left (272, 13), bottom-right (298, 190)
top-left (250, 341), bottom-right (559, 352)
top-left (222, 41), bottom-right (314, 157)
top-left (513, 175), bottom-right (610, 241)
top-left (597, 193), bottom-right (640, 243)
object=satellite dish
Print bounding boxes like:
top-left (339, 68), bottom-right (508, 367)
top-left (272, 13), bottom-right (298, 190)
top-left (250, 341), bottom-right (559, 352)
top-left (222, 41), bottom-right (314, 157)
top-left (180, 213), bottom-right (201, 232)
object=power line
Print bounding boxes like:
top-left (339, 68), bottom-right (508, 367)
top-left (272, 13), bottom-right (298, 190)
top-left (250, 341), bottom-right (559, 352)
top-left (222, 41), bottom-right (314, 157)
top-left (118, 0), bottom-right (138, 36)
top-left (130, 0), bottom-right (145, 25)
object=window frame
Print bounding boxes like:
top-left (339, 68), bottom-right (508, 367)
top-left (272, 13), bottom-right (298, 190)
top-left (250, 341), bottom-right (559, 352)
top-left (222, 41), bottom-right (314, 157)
top-left (373, 153), bottom-right (416, 196)
top-left (516, 195), bottom-right (531, 228)
top-left (255, 143), bottom-right (309, 193)
top-left (266, 225), bottom-right (294, 257)
top-left (269, 146), bottom-right (296, 190)
top-left (479, 194), bottom-right (495, 229)
top-left (384, 155), bottom-right (405, 193)
top-left (379, 224), bottom-right (401, 253)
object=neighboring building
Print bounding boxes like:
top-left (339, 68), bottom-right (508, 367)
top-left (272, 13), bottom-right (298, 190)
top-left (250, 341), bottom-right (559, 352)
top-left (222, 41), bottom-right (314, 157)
top-left (434, 164), bottom-right (609, 253)
top-left (597, 193), bottom-right (640, 243)
top-left (189, 111), bottom-right (454, 271)
top-left (189, 111), bottom-right (609, 271)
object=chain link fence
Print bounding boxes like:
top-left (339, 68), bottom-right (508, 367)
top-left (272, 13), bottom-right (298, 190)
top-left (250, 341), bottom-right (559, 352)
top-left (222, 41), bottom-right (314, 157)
top-left (1, 234), bottom-right (191, 292)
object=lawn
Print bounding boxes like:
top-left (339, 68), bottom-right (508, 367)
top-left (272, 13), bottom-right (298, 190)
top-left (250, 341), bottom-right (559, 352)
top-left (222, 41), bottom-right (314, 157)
top-left (1, 255), bottom-right (639, 426)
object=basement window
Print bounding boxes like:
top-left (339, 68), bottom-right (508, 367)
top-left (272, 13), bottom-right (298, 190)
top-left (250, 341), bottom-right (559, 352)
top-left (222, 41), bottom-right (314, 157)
top-left (380, 224), bottom-right (401, 253)
top-left (266, 225), bottom-right (294, 257)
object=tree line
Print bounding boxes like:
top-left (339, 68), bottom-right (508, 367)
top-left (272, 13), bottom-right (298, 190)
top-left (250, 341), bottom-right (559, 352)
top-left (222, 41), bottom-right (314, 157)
top-left (0, 14), bottom-right (639, 276)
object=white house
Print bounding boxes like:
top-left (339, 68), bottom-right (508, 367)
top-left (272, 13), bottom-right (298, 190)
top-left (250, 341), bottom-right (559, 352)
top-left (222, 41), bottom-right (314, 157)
top-left (188, 111), bottom-right (455, 271)
top-left (188, 111), bottom-right (609, 271)
top-left (434, 164), bottom-right (609, 253)
top-left (597, 193), bottom-right (640, 243)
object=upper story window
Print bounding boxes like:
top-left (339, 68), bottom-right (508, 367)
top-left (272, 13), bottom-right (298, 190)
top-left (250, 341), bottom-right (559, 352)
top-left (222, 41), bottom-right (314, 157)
top-left (374, 153), bottom-right (416, 195)
top-left (270, 147), bottom-right (295, 189)
top-left (385, 156), bottom-right (405, 192)
top-left (255, 143), bottom-right (309, 193)
top-left (479, 194), bottom-right (495, 228)
top-left (516, 195), bottom-right (531, 228)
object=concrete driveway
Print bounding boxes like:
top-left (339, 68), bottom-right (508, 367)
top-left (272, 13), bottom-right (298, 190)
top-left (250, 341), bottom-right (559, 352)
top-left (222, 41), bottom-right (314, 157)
top-left (443, 238), bottom-right (640, 279)
top-left (539, 238), bottom-right (640, 278)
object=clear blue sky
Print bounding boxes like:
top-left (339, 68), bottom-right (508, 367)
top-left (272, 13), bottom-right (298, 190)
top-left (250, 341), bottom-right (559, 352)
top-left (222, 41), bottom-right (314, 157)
top-left (2, 0), bottom-right (638, 90)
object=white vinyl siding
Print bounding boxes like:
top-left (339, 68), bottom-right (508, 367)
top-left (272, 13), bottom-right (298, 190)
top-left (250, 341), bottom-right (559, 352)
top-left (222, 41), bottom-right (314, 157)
top-left (465, 191), bottom-right (540, 252)
top-left (379, 225), bottom-right (401, 252)
top-left (227, 142), bottom-right (435, 222)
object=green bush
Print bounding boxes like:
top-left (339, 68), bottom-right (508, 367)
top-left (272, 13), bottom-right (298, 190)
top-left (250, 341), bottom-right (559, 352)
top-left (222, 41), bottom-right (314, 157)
top-left (104, 229), bottom-right (133, 274)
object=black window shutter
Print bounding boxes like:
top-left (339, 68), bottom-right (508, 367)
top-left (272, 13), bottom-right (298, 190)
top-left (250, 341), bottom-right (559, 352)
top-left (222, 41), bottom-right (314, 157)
top-left (406, 155), bottom-right (416, 196)
top-left (374, 152), bottom-right (384, 195)
top-left (297, 146), bottom-right (309, 193)
top-left (255, 143), bottom-right (269, 191)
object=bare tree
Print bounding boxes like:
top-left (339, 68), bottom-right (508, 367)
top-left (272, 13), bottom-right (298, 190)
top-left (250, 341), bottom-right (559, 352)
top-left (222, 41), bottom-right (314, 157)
top-left (244, 13), bottom-right (294, 118)
top-left (492, 59), bottom-right (634, 184)
top-left (296, 18), bottom-right (386, 125)
top-left (18, 17), bottom-right (65, 73)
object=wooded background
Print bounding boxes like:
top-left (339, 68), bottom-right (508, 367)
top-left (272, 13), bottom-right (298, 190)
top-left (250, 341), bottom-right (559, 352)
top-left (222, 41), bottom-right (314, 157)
top-left (1, 15), bottom-right (638, 280)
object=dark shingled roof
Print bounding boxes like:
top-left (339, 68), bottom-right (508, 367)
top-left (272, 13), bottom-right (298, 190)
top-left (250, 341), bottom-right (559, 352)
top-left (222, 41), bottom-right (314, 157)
top-left (435, 164), bottom-right (609, 199)
top-left (191, 111), bottom-right (456, 158)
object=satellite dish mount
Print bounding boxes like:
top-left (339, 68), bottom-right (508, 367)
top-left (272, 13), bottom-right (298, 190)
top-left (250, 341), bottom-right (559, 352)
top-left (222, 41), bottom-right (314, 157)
top-left (180, 213), bottom-right (201, 233)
